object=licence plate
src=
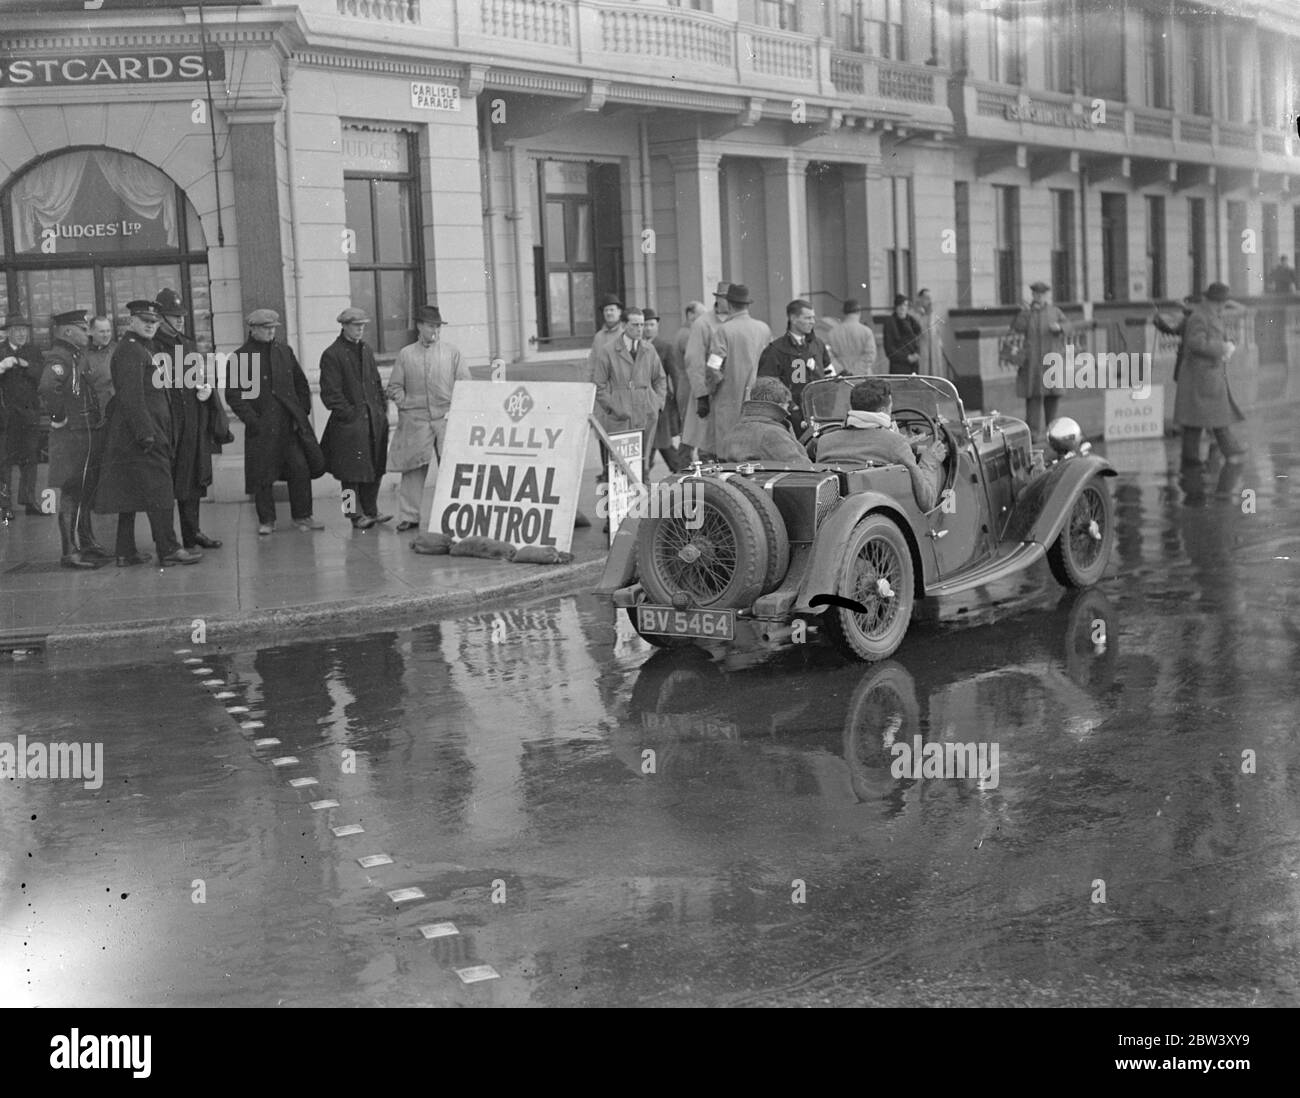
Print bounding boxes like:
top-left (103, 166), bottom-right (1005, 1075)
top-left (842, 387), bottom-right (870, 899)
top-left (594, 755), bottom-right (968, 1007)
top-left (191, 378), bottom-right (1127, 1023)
top-left (637, 605), bottom-right (735, 640)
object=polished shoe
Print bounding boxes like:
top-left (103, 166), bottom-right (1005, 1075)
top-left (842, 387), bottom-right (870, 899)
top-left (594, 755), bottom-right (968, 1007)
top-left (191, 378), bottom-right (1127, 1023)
top-left (257, 523), bottom-right (275, 536)
top-left (190, 532), bottom-right (223, 549)
top-left (61, 553), bottom-right (103, 570)
top-left (116, 552), bottom-right (153, 567)
top-left (293, 518), bottom-right (325, 531)
top-left (395, 520), bottom-right (418, 532)
top-left (160, 547), bottom-right (203, 566)
top-left (352, 515), bottom-right (376, 530)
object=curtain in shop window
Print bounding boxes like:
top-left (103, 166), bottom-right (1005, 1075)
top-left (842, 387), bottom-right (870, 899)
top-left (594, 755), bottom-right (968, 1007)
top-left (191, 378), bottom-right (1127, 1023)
top-left (10, 150), bottom-right (92, 253)
top-left (93, 150), bottom-right (177, 247)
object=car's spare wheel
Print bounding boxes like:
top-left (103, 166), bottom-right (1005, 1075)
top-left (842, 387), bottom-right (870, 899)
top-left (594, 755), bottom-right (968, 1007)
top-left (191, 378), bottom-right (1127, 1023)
top-left (723, 474), bottom-right (791, 594)
top-left (636, 475), bottom-right (768, 609)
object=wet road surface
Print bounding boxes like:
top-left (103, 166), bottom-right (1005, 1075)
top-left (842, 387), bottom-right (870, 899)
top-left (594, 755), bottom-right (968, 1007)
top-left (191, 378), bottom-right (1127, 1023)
top-left (2, 415), bottom-right (1298, 1007)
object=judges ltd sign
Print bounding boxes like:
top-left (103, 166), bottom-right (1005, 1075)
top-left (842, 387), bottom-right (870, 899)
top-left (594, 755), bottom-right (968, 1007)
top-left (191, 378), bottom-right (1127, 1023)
top-left (0, 50), bottom-right (225, 88)
top-left (429, 382), bottom-right (595, 555)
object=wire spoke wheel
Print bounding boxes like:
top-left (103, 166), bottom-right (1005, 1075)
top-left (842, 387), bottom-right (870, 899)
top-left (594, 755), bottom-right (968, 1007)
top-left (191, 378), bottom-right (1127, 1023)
top-left (825, 515), bottom-right (915, 662)
top-left (1047, 478), bottom-right (1114, 588)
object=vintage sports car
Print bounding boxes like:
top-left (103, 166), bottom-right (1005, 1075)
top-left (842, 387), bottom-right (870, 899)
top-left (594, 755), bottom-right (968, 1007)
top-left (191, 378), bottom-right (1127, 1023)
top-left (598, 375), bottom-right (1117, 661)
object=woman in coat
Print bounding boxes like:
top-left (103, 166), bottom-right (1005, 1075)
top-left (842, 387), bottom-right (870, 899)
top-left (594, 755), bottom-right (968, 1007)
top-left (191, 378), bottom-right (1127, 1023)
top-left (593, 306), bottom-right (667, 480)
top-left (882, 294), bottom-right (922, 375)
top-left (1174, 283), bottom-right (1247, 467)
top-left (1009, 280), bottom-right (1070, 439)
top-left (320, 307), bottom-right (390, 528)
top-left (94, 300), bottom-right (195, 566)
top-left (226, 308), bottom-right (323, 534)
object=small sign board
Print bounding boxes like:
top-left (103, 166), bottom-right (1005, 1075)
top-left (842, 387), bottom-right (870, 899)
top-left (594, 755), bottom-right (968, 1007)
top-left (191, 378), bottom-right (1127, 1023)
top-left (606, 430), bottom-right (643, 547)
top-left (429, 381), bottom-right (595, 555)
top-left (1104, 383), bottom-right (1164, 441)
top-left (411, 82), bottom-right (461, 111)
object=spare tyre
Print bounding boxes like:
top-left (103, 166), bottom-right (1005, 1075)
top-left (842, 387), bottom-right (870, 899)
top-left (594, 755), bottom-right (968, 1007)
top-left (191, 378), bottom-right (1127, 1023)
top-left (637, 475), bottom-right (768, 610)
top-left (723, 474), bottom-right (790, 594)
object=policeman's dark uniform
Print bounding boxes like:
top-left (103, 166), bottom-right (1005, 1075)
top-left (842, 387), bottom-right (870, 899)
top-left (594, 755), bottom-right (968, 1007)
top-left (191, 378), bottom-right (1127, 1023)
top-left (39, 310), bottom-right (112, 568)
top-left (756, 327), bottom-right (833, 436)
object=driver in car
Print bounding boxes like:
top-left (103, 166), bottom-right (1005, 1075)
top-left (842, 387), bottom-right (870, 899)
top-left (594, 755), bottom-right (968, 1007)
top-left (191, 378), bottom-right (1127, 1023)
top-left (814, 378), bottom-right (948, 510)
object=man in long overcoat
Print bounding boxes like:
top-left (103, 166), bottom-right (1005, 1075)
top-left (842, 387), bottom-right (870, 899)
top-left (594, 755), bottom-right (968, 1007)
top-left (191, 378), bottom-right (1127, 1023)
top-left (643, 307), bottom-right (689, 473)
top-left (1008, 280), bottom-right (1071, 439)
top-left (695, 283), bottom-right (771, 459)
top-left (0, 315), bottom-right (46, 517)
top-left (154, 288), bottom-right (231, 550)
top-left (226, 309), bottom-right (322, 534)
top-left (1175, 282), bottom-right (1247, 467)
top-left (39, 309), bottom-right (112, 567)
top-left (321, 306), bottom-right (390, 529)
top-left (386, 304), bottom-right (471, 532)
top-left (681, 282), bottom-right (731, 458)
top-left (593, 306), bottom-right (667, 481)
top-left (94, 300), bottom-right (200, 566)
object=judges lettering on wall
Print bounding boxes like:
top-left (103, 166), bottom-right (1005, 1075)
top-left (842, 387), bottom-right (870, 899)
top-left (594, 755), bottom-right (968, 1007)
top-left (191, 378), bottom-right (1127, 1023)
top-left (0, 51), bottom-right (225, 88)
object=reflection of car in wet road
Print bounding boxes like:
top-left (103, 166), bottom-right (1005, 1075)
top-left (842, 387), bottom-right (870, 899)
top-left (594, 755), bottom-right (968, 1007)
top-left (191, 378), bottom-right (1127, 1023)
top-left (618, 587), bottom-right (1120, 810)
top-left (600, 375), bottom-right (1117, 661)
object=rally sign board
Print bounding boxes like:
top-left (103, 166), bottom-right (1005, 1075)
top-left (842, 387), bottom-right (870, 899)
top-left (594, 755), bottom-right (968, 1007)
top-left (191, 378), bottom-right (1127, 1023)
top-left (606, 430), bottom-right (643, 547)
top-left (1103, 383), bottom-right (1164, 441)
top-left (429, 382), bottom-right (595, 554)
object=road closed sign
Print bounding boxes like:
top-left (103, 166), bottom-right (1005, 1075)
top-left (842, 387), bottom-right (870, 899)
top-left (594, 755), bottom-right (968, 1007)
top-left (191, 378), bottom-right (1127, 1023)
top-left (429, 381), bottom-right (595, 554)
top-left (1104, 384), bottom-right (1164, 441)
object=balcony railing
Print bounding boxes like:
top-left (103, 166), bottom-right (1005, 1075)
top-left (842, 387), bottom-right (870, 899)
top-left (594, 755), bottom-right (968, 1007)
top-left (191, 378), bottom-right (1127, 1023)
top-left (1132, 109), bottom-right (1173, 139)
top-left (1179, 117), bottom-right (1213, 143)
top-left (1218, 122), bottom-right (1257, 150)
top-left (597, 4), bottom-right (731, 66)
top-left (337, 0), bottom-right (420, 20)
top-left (829, 51), bottom-right (944, 105)
top-left (482, 0), bottom-right (572, 46)
top-left (749, 26), bottom-right (815, 82)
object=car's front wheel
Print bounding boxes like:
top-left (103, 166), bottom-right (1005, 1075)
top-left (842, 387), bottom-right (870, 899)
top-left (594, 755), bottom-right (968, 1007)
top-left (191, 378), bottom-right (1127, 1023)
top-left (823, 514), bottom-right (915, 662)
top-left (1047, 477), bottom-right (1114, 588)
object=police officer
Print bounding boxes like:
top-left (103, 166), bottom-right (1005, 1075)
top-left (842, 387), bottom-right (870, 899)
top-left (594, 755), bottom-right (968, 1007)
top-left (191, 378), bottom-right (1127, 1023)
top-left (39, 309), bottom-right (112, 568)
top-left (757, 298), bottom-right (833, 437)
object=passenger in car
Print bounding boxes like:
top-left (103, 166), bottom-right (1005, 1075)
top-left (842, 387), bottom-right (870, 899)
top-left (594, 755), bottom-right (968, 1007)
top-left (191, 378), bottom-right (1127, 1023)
top-left (720, 377), bottom-right (813, 468)
top-left (814, 378), bottom-right (947, 510)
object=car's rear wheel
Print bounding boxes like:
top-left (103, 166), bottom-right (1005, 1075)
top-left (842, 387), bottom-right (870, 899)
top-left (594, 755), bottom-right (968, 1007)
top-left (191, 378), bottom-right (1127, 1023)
top-left (823, 514), bottom-right (915, 662)
top-left (1047, 478), bottom-right (1113, 588)
top-left (636, 476), bottom-right (768, 610)
top-left (724, 475), bottom-right (790, 594)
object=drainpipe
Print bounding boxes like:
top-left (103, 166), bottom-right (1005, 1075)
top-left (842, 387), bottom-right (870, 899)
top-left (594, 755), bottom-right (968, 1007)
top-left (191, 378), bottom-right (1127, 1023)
top-left (639, 115), bottom-right (656, 309)
top-left (507, 144), bottom-right (531, 361)
top-left (282, 56), bottom-right (307, 367)
top-left (479, 100), bottom-right (501, 364)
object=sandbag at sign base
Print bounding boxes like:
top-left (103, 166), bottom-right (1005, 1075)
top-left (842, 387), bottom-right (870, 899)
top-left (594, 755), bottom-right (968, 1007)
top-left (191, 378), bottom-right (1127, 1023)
top-left (410, 531), bottom-right (574, 565)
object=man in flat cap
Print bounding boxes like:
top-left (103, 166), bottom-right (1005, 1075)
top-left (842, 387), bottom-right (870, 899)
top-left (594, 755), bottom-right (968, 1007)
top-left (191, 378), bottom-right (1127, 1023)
top-left (1008, 280), bottom-right (1070, 441)
top-left (1176, 282), bottom-right (1248, 468)
top-left (681, 280), bottom-right (734, 458)
top-left (94, 300), bottom-right (200, 565)
top-left (387, 304), bottom-right (470, 532)
top-left (321, 306), bottom-right (391, 529)
top-left (693, 283), bottom-right (771, 459)
top-left (155, 288), bottom-right (231, 551)
top-left (827, 298), bottom-right (877, 376)
top-left (587, 293), bottom-right (626, 382)
top-left (39, 309), bottom-right (113, 567)
top-left (0, 314), bottom-right (46, 517)
top-left (226, 309), bottom-right (322, 534)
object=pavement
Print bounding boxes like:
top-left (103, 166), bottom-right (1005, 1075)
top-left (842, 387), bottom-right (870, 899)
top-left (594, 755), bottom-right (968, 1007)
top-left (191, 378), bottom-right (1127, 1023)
top-left (0, 409), bottom-right (619, 662)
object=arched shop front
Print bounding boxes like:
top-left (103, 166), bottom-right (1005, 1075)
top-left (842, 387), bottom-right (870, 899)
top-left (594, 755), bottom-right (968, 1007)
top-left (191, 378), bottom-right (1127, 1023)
top-left (1, 147), bottom-right (212, 348)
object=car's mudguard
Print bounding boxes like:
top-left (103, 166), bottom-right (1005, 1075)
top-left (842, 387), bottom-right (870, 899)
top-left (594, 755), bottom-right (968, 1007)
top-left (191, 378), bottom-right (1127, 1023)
top-left (792, 493), bottom-right (925, 615)
top-left (1005, 456), bottom-right (1117, 548)
top-left (595, 516), bottom-right (641, 595)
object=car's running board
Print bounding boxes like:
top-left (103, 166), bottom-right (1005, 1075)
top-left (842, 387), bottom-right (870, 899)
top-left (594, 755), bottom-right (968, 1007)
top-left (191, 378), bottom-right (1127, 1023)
top-left (923, 541), bottom-right (1046, 597)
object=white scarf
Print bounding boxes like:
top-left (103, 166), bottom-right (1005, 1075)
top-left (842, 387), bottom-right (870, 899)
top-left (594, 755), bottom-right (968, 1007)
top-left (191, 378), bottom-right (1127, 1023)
top-left (845, 409), bottom-right (894, 431)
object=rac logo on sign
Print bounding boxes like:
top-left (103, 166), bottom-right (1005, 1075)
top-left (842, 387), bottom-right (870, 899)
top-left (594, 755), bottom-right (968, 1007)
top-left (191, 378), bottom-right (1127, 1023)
top-left (504, 386), bottom-right (534, 423)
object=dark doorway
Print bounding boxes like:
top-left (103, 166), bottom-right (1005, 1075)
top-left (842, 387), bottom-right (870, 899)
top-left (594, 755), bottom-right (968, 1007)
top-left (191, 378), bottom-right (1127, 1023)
top-left (1100, 193), bottom-right (1128, 301)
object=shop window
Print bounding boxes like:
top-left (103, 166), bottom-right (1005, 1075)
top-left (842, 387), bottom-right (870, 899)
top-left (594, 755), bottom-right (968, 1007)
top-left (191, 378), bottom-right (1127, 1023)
top-left (342, 126), bottom-right (422, 356)
top-left (1051, 189), bottom-right (1075, 303)
top-left (1145, 195), bottom-right (1165, 301)
top-left (534, 160), bottom-right (622, 350)
top-left (994, 184), bottom-right (1019, 306)
top-left (2, 147), bottom-right (210, 346)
